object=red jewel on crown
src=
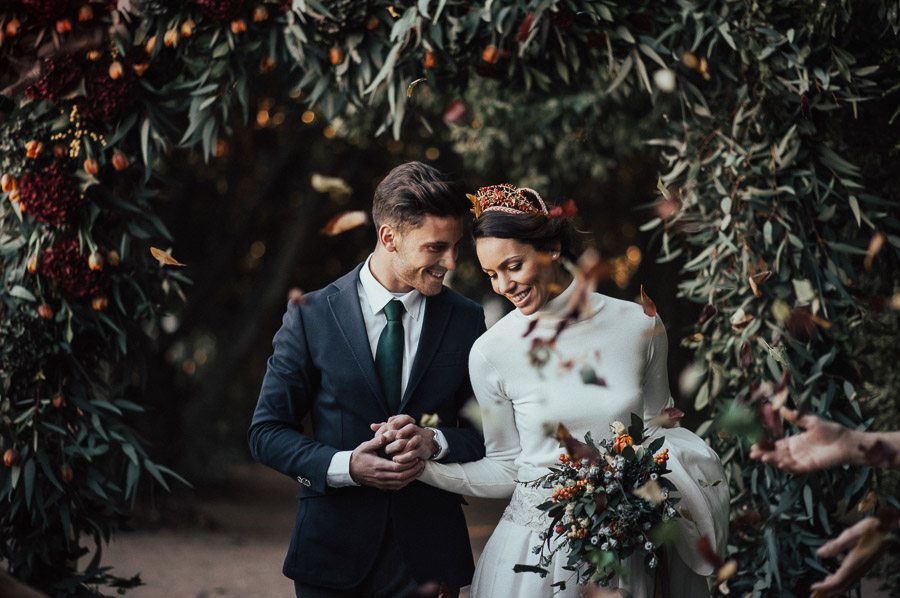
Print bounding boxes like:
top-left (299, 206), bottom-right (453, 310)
top-left (467, 183), bottom-right (549, 218)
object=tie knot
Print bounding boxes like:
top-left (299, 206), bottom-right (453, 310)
top-left (383, 299), bottom-right (404, 322)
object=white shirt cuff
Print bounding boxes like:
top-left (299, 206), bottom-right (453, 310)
top-left (431, 428), bottom-right (449, 460)
top-left (326, 450), bottom-right (359, 487)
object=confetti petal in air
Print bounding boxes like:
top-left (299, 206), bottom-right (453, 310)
top-left (311, 173), bottom-right (352, 198)
top-left (321, 210), bottom-right (368, 236)
top-left (639, 285), bottom-right (657, 317)
top-left (864, 232), bottom-right (885, 270)
top-left (150, 246), bottom-right (186, 267)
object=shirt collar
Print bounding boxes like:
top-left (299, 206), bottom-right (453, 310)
top-left (359, 255), bottom-right (425, 321)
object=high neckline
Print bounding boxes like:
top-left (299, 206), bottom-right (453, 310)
top-left (512, 279), bottom-right (606, 323)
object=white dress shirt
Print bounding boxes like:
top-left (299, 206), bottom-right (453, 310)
top-left (326, 256), bottom-right (448, 487)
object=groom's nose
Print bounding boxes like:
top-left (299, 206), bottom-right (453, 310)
top-left (439, 248), bottom-right (457, 270)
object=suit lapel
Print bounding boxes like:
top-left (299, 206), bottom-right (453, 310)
top-left (399, 291), bottom-right (453, 412)
top-left (327, 265), bottom-right (391, 416)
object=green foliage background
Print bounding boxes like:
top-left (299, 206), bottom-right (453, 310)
top-left (0, 0), bottom-right (898, 595)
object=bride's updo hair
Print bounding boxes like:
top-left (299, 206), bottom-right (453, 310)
top-left (472, 188), bottom-right (582, 261)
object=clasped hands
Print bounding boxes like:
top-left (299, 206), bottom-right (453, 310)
top-left (348, 414), bottom-right (435, 491)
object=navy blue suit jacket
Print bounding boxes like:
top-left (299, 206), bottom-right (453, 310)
top-left (248, 263), bottom-right (487, 589)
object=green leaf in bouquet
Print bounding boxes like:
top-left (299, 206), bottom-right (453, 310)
top-left (628, 412), bottom-right (644, 440)
top-left (513, 564), bottom-right (549, 577)
top-left (648, 436), bottom-right (665, 453)
top-left (621, 445), bottom-right (636, 460)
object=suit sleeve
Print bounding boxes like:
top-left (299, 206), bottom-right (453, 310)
top-left (248, 302), bottom-right (338, 494)
top-left (418, 342), bottom-right (519, 498)
top-left (435, 309), bottom-right (487, 464)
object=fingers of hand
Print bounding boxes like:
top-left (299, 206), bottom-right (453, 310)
top-left (386, 414), bottom-right (415, 430)
top-left (384, 438), bottom-right (408, 455)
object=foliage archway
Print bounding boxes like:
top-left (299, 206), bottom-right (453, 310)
top-left (1, 1), bottom-right (898, 595)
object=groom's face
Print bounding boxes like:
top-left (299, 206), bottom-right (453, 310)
top-left (387, 214), bottom-right (463, 296)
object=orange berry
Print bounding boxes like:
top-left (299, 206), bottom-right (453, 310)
top-left (424, 51), bottom-right (437, 69)
top-left (86, 50), bottom-right (102, 61)
top-left (230, 19), bottom-right (247, 34)
top-left (55, 19), bottom-right (73, 34)
top-left (145, 35), bottom-right (158, 54)
top-left (111, 151), bottom-right (129, 171)
top-left (38, 303), bottom-right (54, 320)
top-left (180, 19), bottom-right (195, 38)
top-left (91, 296), bottom-right (108, 311)
top-left (78, 5), bottom-right (94, 22)
top-left (84, 158), bottom-right (99, 176)
top-left (107, 250), bottom-right (121, 267)
top-left (329, 46), bottom-right (344, 66)
top-left (26, 255), bottom-right (38, 274)
top-left (366, 16), bottom-right (380, 30)
top-left (6, 19), bottom-right (21, 37)
top-left (482, 45), bottom-right (500, 64)
top-left (253, 6), bottom-right (269, 23)
top-left (88, 252), bottom-right (104, 271)
top-left (3, 449), bottom-right (20, 468)
top-left (108, 61), bottom-right (124, 80)
top-left (1, 173), bottom-right (16, 193)
top-left (60, 464), bottom-right (74, 483)
top-left (132, 62), bottom-right (149, 76)
top-left (164, 29), bottom-right (178, 48)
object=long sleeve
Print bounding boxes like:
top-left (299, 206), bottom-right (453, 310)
top-left (641, 316), bottom-right (730, 576)
top-left (418, 343), bottom-right (520, 498)
top-left (247, 303), bottom-right (339, 495)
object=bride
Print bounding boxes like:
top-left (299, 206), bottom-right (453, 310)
top-left (386, 184), bottom-right (729, 597)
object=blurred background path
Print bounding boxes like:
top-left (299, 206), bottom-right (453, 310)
top-left (101, 462), bottom-right (506, 598)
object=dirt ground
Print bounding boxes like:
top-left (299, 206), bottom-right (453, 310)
top-left (99, 462), bottom-right (506, 598)
top-left (98, 462), bottom-right (888, 598)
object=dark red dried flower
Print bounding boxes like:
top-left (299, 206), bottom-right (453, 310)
top-left (41, 236), bottom-right (109, 300)
top-left (79, 58), bottom-right (138, 121)
top-left (195, 0), bottom-right (246, 21)
top-left (25, 54), bottom-right (83, 101)
top-left (549, 9), bottom-right (575, 29)
top-left (18, 162), bottom-right (83, 225)
top-left (19, 0), bottom-right (75, 21)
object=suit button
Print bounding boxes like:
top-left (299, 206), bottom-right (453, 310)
top-left (296, 476), bottom-right (311, 487)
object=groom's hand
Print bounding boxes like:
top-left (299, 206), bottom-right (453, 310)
top-left (370, 415), bottom-right (436, 463)
top-left (349, 435), bottom-right (424, 491)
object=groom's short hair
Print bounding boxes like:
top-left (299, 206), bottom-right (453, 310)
top-left (372, 162), bottom-right (468, 230)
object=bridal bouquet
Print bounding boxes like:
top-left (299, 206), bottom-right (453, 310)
top-left (517, 414), bottom-right (679, 588)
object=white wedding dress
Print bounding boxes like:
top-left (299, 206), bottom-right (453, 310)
top-left (420, 282), bottom-right (729, 597)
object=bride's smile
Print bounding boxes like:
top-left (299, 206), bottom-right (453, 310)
top-left (476, 236), bottom-right (571, 316)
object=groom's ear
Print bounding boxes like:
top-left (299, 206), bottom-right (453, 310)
top-left (379, 223), bottom-right (398, 252)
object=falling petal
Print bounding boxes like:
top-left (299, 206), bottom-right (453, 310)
top-left (467, 192), bottom-right (482, 218)
top-left (697, 536), bottom-right (724, 569)
top-left (650, 406), bottom-right (685, 429)
top-left (740, 342), bottom-right (753, 369)
top-left (785, 307), bottom-right (817, 341)
top-left (715, 560), bottom-right (738, 584)
top-left (861, 440), bottom-right (897, 468)
top-left (758, 402), bottom-right (784, 438)
top-left (522, 318), bottom-right (539, 338)
top-left (443, 99), bottom-right (468, 125)
top-left (730, 308), bottom-right (754, 332)
top-left (419, 413), bottom-right (441, 428)
top-left (677, 505), bottom-right (695, 522)
top-left (310, 173), bottom-right (352, 197)
top-left (748, 270), bottom-right (772, 298)
top-left (864, 232), bottom-right (885, 270)
top-left (287, 287), bottom-right (306, 305)
top-left (639, 285), bottom-right (657, 317)
top-left (698, 303), bottom-right (717, 325)
top-left (321, 210), bottom-right (368, 236)
top-left (460, 397), bottom-right (483, 433)
top-left (857, 490), bottom-right (877, 513)
top-left (150, 247), bottom-right (186, 267)
top-left (633, 479), bottom-right (666, 504)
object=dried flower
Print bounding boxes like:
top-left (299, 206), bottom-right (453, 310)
top-left (18, 162), bottom-right (83, 225)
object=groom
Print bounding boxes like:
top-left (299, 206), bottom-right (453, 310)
top-left (248, 162), bottom-right (486, 597)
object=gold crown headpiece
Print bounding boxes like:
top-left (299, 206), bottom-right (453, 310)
top-left (466, 183), bottom-right (548, 219)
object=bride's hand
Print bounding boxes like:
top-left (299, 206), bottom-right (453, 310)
top-left (370, 415), bottom-right (436, 463)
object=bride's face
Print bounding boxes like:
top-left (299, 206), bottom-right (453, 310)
top-left (476, 236), bottom-right (560, 315)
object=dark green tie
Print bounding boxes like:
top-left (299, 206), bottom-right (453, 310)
top-left (376, 299), bottom-right (404, 413)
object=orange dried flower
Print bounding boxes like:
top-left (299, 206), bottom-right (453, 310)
top-left (26, 140), bottom-right (44, 159)
top-left (329, 46), bottom-right (344, 66)
top-left (482, 45), bottom-right (500, 64)
top-left (84, 159), bottom-right (99, 176)
top-left (55, 19), bottom-right (73, 34)
top-left (78, 5), bottom-right (94, 22)
top-left (91, 295), bottom-right (108, 311)
top-left (253, 6), bottom-right (269, 23)
top-left (613, 433), bottom-right (634, 453)
top-left (108, 61), bottom-right (124, 80)
top-left (1, 174), bottom-right (16, 193)
top-left (111, 151), bottom-right (129, 171)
